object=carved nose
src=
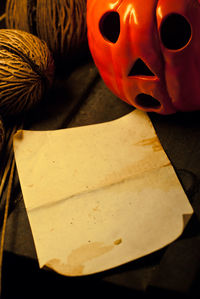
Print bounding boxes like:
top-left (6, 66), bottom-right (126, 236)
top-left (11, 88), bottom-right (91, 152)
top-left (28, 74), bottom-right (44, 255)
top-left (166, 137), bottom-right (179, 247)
top-left (128, 59), bottom-right (155, 77)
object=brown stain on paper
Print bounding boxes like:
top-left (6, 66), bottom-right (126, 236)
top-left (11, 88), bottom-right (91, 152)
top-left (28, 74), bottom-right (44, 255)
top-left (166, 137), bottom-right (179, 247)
top-left (98, 135), bottom-right (167, 191)
top-left (114, 238), bottom-right (122, 245)
top-left (136, 137), bottom-right (162, 152)
top-left (46, 242), bottom-right (114, 276)
top-left (101, 149), bottom-right (170, 192)
top-left (14, 130), bottom-right (24, 140)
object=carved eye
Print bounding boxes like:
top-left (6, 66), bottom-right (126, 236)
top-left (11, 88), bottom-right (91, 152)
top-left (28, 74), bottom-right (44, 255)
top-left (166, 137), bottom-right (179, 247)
top-left (160, 13), bottom-right (192, 50)
top-left (99, 11), bottom-right (120, 43)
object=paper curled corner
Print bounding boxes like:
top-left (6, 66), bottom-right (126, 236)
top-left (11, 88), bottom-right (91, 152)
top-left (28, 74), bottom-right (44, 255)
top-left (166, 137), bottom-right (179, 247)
top-left (182, 213), bottom-right (192, 228)
top-left (45, 242), bottom-right (115, 276)
top-left (14, 130), bottom-right (24, 140)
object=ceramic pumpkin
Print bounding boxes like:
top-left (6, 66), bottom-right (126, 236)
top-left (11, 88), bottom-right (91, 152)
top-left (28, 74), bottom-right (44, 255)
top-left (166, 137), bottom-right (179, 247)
top-left (87, 0), bottom-right (200, 114)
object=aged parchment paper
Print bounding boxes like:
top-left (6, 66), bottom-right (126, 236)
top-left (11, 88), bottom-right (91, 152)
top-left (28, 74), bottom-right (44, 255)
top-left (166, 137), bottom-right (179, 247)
top-left (14, 110), bottom-right (193, 276)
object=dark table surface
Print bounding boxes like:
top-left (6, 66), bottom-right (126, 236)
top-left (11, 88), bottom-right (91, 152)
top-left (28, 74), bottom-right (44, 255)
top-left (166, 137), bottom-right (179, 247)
top-left (1, 5), bottom-right (200, 299)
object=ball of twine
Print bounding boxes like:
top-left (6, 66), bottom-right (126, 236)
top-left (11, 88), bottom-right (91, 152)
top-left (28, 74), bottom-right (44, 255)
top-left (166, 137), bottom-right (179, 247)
top-left (0, 29), bottom-right (54, 116)
top-left (5, 0), bottom-right (87, 62)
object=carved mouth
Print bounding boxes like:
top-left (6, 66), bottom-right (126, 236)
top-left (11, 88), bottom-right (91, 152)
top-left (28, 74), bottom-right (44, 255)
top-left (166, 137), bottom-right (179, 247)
top-left (135, 94), bottom-right (161, 110)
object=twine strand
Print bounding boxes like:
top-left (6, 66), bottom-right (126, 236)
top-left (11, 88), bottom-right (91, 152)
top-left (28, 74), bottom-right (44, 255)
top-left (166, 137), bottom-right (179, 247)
top-left (0, 156), bottom-right (15, 294)
top-left (0, 149), bottom-right (13, 200)
top-left (0, 123), bottom-right (23, 294)
top-left (5, 0), bottom-right (87, 59)
top-left (0, 29), bottom-right (54, 116)
top-left (0, 13), bottom-right (5, 23)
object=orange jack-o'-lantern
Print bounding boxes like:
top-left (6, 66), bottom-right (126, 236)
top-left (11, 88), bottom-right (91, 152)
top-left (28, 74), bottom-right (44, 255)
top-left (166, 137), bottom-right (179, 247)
top-left (87, 0), bottom-right (200, 114)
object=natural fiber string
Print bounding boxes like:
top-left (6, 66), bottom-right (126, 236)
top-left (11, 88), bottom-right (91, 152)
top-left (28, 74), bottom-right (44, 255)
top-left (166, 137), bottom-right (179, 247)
top-left (0, 122), bottom-right (23, 295)
top-left (0, 126), bottom-right (16, 198)
top-left (0, 149), bottom-right (13, 200)
top-left (0, 156), bottom-right (15, 294)
top-left (0, 13), bottom-right (5, 23)
top-left (0, 124), bottom-right (18, 187)
top-left (6, 0), bottom-right (30, 32)
top-left (0, 29), bottom-right (54, 116)
top-left (5, 0), bottom-right (87, 59)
